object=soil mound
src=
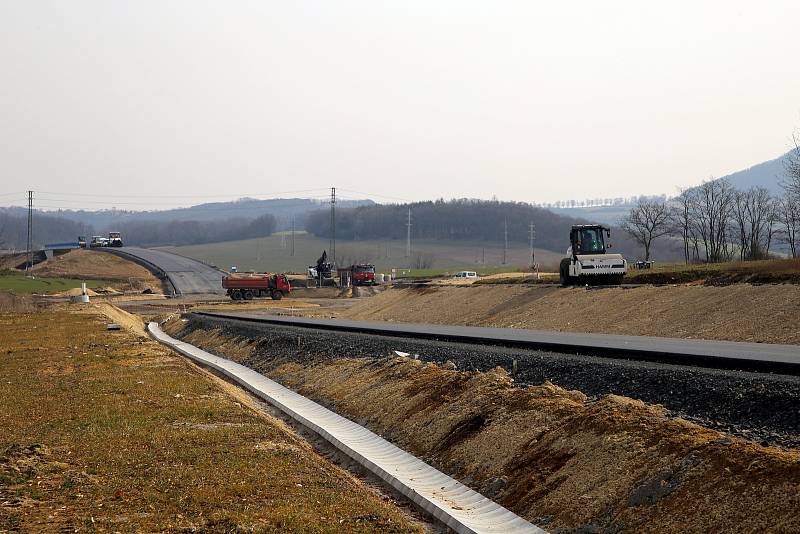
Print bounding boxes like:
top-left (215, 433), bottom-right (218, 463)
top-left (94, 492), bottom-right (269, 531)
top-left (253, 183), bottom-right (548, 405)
top-left (338, 284), bottom-right (800, 344)
top-left (31, 249), bottom-right (163, 292)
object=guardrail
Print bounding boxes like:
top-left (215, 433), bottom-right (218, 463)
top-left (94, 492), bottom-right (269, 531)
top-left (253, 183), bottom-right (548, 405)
top-left (96, 248), bottom-right (178, 296)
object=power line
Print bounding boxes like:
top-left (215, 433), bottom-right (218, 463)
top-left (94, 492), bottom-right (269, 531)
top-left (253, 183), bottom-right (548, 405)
top-left (35, 187), bottom-right (330, 199)
top-left (26, 191), bottom-right (33, 273)
top-left (503, 217), bottom-right (508, 265)
top-left (406, 207), bottom-right (412, 258)
top-left (330, 187), bottom-right (336, 264)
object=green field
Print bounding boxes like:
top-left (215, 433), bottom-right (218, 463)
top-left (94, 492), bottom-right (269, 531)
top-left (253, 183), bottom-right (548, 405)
top-left (0, 272), bottom-right (112, 294)
top-left (158, 234), bottom-right (563, 274)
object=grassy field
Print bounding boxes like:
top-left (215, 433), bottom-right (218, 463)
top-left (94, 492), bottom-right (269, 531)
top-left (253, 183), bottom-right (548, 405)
top-left (158, 233), bottom-right (562, 274)
top-left (0, 271), bottom-right (112, 294)
top-left (0, 306), bottom-right (423, 532)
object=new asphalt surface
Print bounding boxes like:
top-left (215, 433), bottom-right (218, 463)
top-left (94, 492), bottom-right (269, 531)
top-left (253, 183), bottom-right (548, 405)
top-left (103, 247), bottom-right (226, 295)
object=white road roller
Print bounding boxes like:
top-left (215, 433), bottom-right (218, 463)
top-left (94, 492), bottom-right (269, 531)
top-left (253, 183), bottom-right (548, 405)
top-left (559, 224), bottom-right (627, 286)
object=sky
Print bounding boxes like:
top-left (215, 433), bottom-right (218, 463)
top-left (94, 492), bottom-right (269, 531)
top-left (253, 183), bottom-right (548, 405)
top-left (1, 0), bottom-right (799, 210)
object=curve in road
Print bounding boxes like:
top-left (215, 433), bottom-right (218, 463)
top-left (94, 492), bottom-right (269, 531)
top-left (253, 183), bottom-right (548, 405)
top-left (102, 247), bottom-right (225, 296)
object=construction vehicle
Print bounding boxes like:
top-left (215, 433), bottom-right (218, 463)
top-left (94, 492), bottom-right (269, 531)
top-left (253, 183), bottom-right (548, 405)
top-left (89, 235), bottom-right (109, 248)
top-left (307, 250), bottom-right (338, 287)
top-left (559, 224), bottom-right (626, 286)
top-left (350, 264), bottom-right (376, 286)
top-left (222, 273), bottom-right (292, 300)
top-left (108, 232), bottom-right (123, 247)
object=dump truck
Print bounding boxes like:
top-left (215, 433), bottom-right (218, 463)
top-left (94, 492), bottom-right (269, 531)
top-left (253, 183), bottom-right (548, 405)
top-left (350, 264), bottom-right (376, 286)
top-left (222, 273), bottom-right (292, 300)
top-left (559, 224), bottom-right (626, 286)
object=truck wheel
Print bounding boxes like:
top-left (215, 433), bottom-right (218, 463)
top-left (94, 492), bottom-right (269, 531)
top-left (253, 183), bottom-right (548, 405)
top-left (231, 290), bottom-right (243, 301)
top-left (243, 290), bottom-right (254, 300)
top-left (559, 259), bottom-right (571, 287)
top-left (271, 290), bottom-right (283, 300)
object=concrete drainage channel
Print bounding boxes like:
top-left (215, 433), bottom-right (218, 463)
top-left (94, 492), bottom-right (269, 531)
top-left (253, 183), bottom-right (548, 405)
top-left (147, 322), bottom-right (544, 534)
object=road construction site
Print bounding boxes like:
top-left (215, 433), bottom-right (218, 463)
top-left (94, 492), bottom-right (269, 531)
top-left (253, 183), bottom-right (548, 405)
top-left (3, 246), bottom-right (800, 533)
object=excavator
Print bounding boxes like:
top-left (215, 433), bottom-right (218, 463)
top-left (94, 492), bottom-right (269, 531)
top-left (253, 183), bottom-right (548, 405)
top-left (559, 225), bottom-right (627, 286)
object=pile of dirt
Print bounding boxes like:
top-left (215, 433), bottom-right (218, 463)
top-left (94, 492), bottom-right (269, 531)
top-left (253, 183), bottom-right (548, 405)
top-left (31, 249), bottom-right (163, 292)
top-left (336, 284), bottom-right (800, 344)
top-left (166, 321), bottom-right (800, 533)
top-left (53, 287), bottom-right (99, 297)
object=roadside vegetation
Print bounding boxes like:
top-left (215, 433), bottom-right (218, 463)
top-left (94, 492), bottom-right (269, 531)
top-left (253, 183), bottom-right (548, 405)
top-left (0, 270), bottom-right (111, 294)
top-left (0, 306), bottom-right (424, 533)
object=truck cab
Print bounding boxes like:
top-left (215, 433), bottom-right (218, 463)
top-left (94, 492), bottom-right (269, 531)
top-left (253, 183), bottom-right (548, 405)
top-left (560, 225), bottom-right (626, 286)
top-left (351, 264), bottom-right (376, 286)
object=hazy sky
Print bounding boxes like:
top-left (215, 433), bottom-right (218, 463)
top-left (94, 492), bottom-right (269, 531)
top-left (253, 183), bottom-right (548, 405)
top-left (1, 1), bottom-right (799, 210)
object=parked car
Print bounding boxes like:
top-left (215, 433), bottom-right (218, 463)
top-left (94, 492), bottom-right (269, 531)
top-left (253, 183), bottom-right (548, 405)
top-left (453, 271), bottom-right (478, 278)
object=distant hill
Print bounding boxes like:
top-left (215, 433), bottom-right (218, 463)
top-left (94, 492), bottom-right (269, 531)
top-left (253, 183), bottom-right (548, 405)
top-left (716, 149), bottom-right (795, 194)
top-left (304, 199), bottom-right (682, 261)
top-left (12, 197), bottom-right (374, 231)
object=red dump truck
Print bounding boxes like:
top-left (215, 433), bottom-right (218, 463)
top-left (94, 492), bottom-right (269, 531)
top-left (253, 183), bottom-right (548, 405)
top-left (222, 273), bottom-right (292, 300)
top-left (351, 264), bottom-right (376, 286)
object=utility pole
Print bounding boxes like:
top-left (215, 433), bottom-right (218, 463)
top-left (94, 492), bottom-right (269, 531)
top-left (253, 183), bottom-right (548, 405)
top-left (405, 207), bottom-right (412, 258)
top-left (26, 190), bottom-right (33, 273)
top-left (290, 215), bottom-right (295, 257)
top-left (503, 217), bottom-right (508, 265)
top-left (529, 222), bottom-right (536, 268)
top-left (330, 187), bottom-right (336, 264)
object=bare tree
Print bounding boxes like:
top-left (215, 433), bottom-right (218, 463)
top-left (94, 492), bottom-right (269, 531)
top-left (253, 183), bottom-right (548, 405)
top-left (732, 187), bottom-right (775, 260)
top-left (784, 133), bottom-right (800, 196)
top-left (693, 178), bottom-right (736, 263)
top-left (670, 188), bottom-right (701, 263)
top-left (775, 196), bottom-right (799, 257)
top-left (620, 199), bottom-right (671, 261)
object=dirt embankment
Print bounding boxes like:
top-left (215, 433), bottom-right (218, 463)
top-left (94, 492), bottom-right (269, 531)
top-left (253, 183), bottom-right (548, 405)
top-left (0, 307), bottom-right (424, 533)
top-left (31, 249), bottom-right (164, 292)
top-left (335, 284), bottom-right (800, 344)
top-left (166, 321), bottom-right (800, 533)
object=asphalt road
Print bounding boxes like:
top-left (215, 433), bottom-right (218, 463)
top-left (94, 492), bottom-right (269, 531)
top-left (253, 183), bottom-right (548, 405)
top-left (194, 311), bottom-right (800, 373)
top-left (105, 247), bottom-right (226, 295)
top-left (181, 313), bottom-right (800, 447)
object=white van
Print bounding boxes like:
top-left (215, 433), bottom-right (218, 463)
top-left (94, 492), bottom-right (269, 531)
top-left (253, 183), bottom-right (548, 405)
top-left (453, 271), bottom-right (478, 279)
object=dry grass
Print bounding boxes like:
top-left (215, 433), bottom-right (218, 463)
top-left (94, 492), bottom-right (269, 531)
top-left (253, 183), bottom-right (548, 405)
top-left (337, 284), bottom-right (800, 344)
top-left (31, 249), bottom-right (164, 292)
top-left (169, 324), bottom-right (800, 533)
top-left (0, 292), bottom-right (37, 313)
top-left (623, 258), bottom-right (800, 284)
top-left (0, 307), bottom-right (425, 533)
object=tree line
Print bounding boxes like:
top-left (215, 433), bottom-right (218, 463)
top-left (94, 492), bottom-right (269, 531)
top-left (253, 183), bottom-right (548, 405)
top-left (306, 198), bottom-right (585, 252)
top-left (622, 140), bottom-right (800, 262)
top-left (0, 211), bottom-right (276, 249)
